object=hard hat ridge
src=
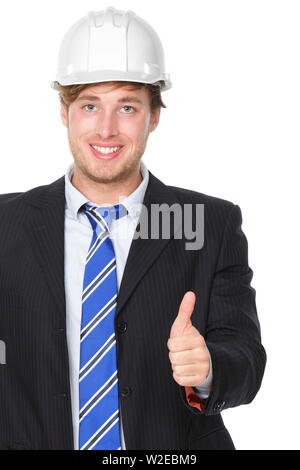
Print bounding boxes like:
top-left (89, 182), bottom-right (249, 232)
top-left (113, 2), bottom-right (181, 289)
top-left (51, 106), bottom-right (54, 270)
top-left (89, 6), bottom-right (135, 28)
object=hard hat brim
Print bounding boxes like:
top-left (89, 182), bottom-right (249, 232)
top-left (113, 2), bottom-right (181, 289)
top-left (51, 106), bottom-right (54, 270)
top-left (51, 70), bottom-right (172, 91)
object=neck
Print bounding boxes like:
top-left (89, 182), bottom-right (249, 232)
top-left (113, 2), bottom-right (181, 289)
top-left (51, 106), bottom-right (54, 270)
top-left (71, 166), bottom-right (143, 206)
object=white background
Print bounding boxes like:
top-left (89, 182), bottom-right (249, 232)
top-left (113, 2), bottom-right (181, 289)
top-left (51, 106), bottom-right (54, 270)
top-left (0, 0), bottom-right (299, 450)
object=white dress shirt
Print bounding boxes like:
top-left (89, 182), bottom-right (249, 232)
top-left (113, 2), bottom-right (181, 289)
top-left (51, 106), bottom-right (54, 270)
top-left (64, 160), bottom-right (212, 450)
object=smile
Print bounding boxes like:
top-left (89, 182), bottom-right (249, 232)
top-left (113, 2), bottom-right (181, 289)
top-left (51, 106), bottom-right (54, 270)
top-left (92, 145), bottom-right (121, 154)
top-left (89, 144), bottom-right (125, 160)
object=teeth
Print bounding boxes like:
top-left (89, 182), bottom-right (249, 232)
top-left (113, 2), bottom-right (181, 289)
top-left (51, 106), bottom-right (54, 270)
top-left (92, 145), bottom-right (121, 154)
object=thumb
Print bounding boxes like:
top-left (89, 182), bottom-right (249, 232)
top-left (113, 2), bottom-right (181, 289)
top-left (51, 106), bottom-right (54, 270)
top-left (170, 291), bottom-right (196, 338)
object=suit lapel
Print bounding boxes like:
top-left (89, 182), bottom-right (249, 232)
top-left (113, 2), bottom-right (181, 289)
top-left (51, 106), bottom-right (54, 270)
top-left (115, 171), bottom-right (181, 317)
top-left (23, 171), bottom-right (181, 320)
top-left (24, 176), bottom-right (66, 322)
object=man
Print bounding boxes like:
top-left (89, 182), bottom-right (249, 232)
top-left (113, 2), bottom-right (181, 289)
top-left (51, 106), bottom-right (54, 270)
top-left (0, 7), bottom-right (266, 450)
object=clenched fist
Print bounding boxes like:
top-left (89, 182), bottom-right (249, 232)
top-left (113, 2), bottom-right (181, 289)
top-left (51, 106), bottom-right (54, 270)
top-left (167, 291), bottom-right (210, 387)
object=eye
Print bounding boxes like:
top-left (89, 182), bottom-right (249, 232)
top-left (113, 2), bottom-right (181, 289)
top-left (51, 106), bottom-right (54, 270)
top-left (83, 104), bottom-right (96, 112)
top-left (121, 105), bottom-right (135, 113)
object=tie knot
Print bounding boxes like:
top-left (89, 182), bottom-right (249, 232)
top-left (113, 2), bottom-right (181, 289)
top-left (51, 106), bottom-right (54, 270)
top-left (83, 203), bottom-right (128, 231)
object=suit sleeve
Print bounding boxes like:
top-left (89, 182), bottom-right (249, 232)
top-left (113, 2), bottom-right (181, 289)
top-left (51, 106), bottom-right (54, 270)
top-left (180, 204), bottom-right (267, 415)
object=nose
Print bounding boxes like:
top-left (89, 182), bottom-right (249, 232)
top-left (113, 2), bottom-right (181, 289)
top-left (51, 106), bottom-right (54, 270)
top-left (96, 109), bottom-right (118, 139)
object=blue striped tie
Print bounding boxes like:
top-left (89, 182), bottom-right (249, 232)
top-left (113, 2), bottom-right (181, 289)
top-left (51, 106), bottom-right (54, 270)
top-left (79, 203), bottom-right (127, 450)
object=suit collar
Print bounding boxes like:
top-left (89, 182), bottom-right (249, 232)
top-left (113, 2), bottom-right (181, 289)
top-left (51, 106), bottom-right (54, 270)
top-left (24, 167), bottom-right (181, 217)
top-left (64, 161), bottom-right (150, 220)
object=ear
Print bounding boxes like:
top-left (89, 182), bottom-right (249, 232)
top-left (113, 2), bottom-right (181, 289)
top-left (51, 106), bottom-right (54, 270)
top-left (60, 102), bottom-right (68, 127)
top-left (149, 107), bottom-right (161, 133)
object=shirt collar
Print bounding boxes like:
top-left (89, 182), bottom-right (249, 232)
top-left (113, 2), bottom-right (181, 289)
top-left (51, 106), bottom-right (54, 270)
top-left (64, 160), bottom-right (149, 221)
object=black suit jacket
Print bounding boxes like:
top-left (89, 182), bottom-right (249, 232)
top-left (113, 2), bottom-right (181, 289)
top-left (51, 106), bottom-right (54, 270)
top-left (0, 170), bottom-right (266, 450)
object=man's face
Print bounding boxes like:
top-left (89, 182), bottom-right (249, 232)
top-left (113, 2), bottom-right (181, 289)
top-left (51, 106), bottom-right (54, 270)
top-left (60, 82), bottom-right (160, 185)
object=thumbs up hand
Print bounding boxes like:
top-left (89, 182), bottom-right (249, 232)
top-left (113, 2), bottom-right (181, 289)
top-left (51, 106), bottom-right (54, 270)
top-left (167, 291), bottom-right (210, 387)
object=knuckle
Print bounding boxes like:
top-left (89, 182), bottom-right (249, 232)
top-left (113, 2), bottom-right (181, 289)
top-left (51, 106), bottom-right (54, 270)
top-left (194, 337), bottom-right (203, 350)
top-left (195, 347), bottom-right (208, 361)
top-left (168, 338), bottom-right (178, 351)
top-left (176, 376), bottom-right (184, 386)
top-left (198, 333), bottom-right (205, 343)
top-left (173, 371), bottom-right (183, 386)
top-left (196, 335), bottom-right (205, 347)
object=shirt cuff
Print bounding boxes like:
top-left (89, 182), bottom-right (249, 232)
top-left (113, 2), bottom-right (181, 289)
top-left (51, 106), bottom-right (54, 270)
top-left (193, 349), bottom-right (213, 399)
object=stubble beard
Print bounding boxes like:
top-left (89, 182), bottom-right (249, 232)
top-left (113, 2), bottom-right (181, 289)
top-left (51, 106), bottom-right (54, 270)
top-left (69, 138), bottom-right (145, 185)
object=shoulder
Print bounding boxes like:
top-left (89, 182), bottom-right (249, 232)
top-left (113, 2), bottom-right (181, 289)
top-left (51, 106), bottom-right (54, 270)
top-left (167, 183), bottom-right (238, 219)
top-left (0, 182), bottom-right (48, 204)
top-left (0, 176), bottom-right (65, 211)
top-left (0, 192), bottom-right (24, 204)
top-left (165, 184), bottom-right (245, 249)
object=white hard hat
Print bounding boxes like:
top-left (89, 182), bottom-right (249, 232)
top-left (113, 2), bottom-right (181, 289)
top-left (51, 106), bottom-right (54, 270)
top-left (51, 6), bottom-right (172, 91)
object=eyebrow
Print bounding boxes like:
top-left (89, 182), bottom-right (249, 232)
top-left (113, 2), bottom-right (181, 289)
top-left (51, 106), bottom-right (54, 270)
top-left (76, 95), bottom-right (143, 105)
